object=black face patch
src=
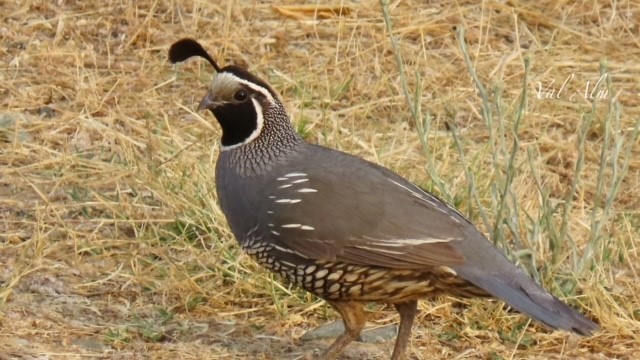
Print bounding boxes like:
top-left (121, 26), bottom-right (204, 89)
top-left (213, 99), bottom-right (259, 147)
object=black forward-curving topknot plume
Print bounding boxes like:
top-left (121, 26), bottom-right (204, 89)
top-left (169, 38), bottom-right (221, 72)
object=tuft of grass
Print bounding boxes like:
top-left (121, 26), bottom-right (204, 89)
top-left (104, 327), bottom-right (132, 346)
top-left (383, 0), bottom-right (639, 285)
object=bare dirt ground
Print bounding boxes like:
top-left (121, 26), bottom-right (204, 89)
top-left (1, 1), bottom-right (639, 359)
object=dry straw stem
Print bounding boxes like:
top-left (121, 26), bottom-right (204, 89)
top-left (1, 0), bottom-right (639, 359)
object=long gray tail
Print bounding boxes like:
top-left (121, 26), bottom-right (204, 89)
top-left (454, 234), bottom-right (599, 335)
top-left (461, 268), bottom-right (598, 335)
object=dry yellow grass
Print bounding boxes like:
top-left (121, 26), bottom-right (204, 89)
top-left (1, 1), bottom-right (639, 359)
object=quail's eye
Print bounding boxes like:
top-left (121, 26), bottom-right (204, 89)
top-left (234, 89), bottom-right (249, 102)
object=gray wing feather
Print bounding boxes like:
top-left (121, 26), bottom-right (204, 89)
top-left (266, 146), bottom-right (468, 268)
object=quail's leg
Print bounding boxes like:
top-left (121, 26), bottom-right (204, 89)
top-left (318, 301), bottom-right (367, 360)
top-left (390, 300), bottom-right (418, 360)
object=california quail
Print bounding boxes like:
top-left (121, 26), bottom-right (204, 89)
top-left (169, 38), bottom-right (598, 359)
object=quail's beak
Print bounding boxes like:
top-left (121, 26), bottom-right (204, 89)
top-left (198, 90), bottom-right (219, 111)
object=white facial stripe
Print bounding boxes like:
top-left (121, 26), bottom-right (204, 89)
top-left (231, 75), bottom-right (274, 103)
top-left (220, 97), bottom-right (264, 151)
top-left (213, 72), bottom-right (275, 103)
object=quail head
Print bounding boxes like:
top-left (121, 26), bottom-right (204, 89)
top-left (169, 38), bottom-right (598, 360)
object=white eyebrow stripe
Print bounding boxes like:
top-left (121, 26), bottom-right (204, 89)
top-left (297, 188), bottom-right (317, 193)
top-left (239, 80), bottom-right (274, 102)
top-left (219, 72), bottom-right (275, 102)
